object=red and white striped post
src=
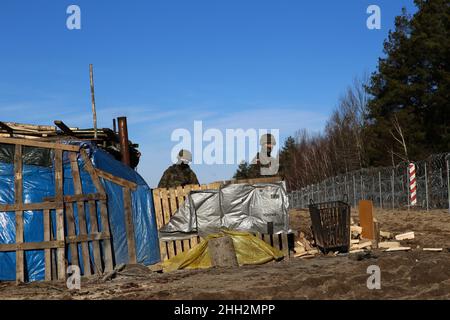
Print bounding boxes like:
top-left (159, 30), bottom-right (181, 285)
top-left (409, 163), bottom-right (417, 206)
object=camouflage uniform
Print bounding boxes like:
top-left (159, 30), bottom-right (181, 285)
top-left (157, 163), bottom-right (200, 189)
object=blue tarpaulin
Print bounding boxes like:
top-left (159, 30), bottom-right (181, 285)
top-left (0, 143), bottom-right (160, 281)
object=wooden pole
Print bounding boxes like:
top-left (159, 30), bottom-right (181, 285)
top-left (89, 64), bottom-right (98, 139)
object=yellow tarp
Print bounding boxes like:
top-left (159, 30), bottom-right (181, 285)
top-left (163, 230), bottom-right (284, 273)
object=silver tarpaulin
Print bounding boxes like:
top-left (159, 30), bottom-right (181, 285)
top-left (159, 182), bottom-right (290, 240)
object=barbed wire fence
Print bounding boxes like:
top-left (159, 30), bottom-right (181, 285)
top-left (288, 153), bottom-right (450, 212)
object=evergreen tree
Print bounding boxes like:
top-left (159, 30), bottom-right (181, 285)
top-left (366, 0), bottom-right (450, 165)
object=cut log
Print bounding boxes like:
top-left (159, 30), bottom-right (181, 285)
top-left (385, 247), bottom-right (411, 252)
top-left (208, 236), bottom-right (239, 268)
top-left (349, 249), bottom-right (364, 254)
top-left (378, 241), bottom-right (401, 249)
top-left (395, 232), bottom-right (415, 241)
top-left (351, 239), bottom-right (360, 244)
top-left (423, 248), bottom-right (442, 252)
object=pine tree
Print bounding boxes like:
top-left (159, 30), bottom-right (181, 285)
top-left (365, 0), bottom-right (450, 165)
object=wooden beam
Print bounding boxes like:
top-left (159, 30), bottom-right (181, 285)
top-left (87, 200), bottom-right (103, 274)
top-left (54, 149), bottom-right (66, 280)
top-left (69, 152), bottom-right (92, 276)
top-left (0, 137), bottom-right (80, 151)
top-left (0, 202), bottom-right (63, 212)
top-left (43, 193), bottom-right (106, 203)
top-left (0, 121), bottom-right (13, 136)
top-left (43, 209), bottom-right (52, 281)
top-left (96, 168), bottom-right (137, 190)
top-left (14, 144), bottom-right (24, 283)
top-left (79, 149), bottom-right (106, 195)
top-left (0, 240), bottom-right (65, 252)
top-left (54, 120), bottom-right (74, 135)
top-left (123, 188), bottom-right (137, 263)
top-left (65, 231), bottom-right (111, 243)
top-left (65, 203), bottom-right (79, 270)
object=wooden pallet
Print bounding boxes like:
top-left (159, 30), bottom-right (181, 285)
top-left (0, 138), bottom-right (115, 282)
top-left (153, 181), bottom-right (292, 261)
top-left (153, 183), bottom-right (221, 260)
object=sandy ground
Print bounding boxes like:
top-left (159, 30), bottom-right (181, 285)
top-left (1, 208), bottom-right (449, 300)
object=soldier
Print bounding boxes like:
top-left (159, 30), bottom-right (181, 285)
top-left (158, 149), bottom-right (200, 188)
top-left (249, 133), bottom-right (279, 177)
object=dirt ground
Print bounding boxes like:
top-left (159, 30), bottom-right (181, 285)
top-left (1, 208), bottom-right (450, 300)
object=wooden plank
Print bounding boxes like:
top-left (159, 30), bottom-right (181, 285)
top-left (175, 240), bottom-right (183, 255)
top-left (0, 136), bottom-right (80, 151)
top-left (167, 241), bottom-right (176, 260)
top-left (79, 149), bottom-right (106, 194)
top-left (0, 202), bottom-right (63, 212)
top-left (65, 203), bottom-right (79, 269)
top-left (65, 232), bottom-right (111, 243)
top-left (123, 188), bottom-right (137, 264)
top-left (88, 200), bottom-right (103, 274)
top-left (160, 241), bottom-right (168, 261)
top-left (98, 200), bottom-right (114, 272)
top-left (95, 168), bottom-right (137, 190)
top-left (359, 200), bottom-right (375, 240)
top-left (169, 188), bottom-right (178, 216)
top-left (43, 193), bottom-right (106, 203)
top-left (183, 239), bottom-right (191, 252)
top-left (43, 209), bottom-right (52, 281)
top-left (0, 241), bottom-right (65, 252)
top-left (272, 234), bottom-right (280, 250)
top-left (69, 152), bottom-right (92, 276)
top-left (176, 186), bottom-right (186, 209)
top-left (281, 233), bottom-right (289, 257)
top-left (160, 189), bottom-right (171, 226)
top-left (152, 189), bottom-right (164, 229)
top-left (80, 149), bottom-right (113, 272)
top-left (54, 149), bottom-right (66, 280)
top-left (14, 144), bottom-right (24, 283)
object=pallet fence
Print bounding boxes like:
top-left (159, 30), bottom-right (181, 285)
top-left (0, 137), bottom-right (134, 282)
top-left (152, 176), bottom-right (291, 262)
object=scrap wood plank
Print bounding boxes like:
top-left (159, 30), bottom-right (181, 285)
top-left (182, 239), bottom-right (191, 251)
top-left (88, 200), bottom-right (103, 274)
top-left (175, 240), bottom-right (183, 255)
top-left (98, 199), bottom-right (114, 272)
top-left (423, 248), bottom-right (443, 252)
top-left (123, 188), bottom-right (137, 264)
top-left (385, 247), bottom-right (411, 252)
top-left (54, 149), bottom-right (66, 280)
top-left (168, 188), bottom-right (178, 216)
top-left (65, 203), bottom-right (79, 269)
top-left (80, 149), bottom-right (113, 272)
top-left (0, 202), bottom-right (63, 212)
top-left (378, 241), bottom-right (401, 249)
top-left (0, 241), bottom-right (65, 251)
top-left (0, 136), bottom-right (80, 151)
top-left (395, 232), bottom-right (415, 241)
top-left (69, 152), bottom-right (92, 276)
top-left (176, 185), bottom-right (186, 209)
top-left (152, 189), bottom-right (164, 229)
top-left (14, 144), bottom-right (24, 283)
top-left (43, 209), bottom-right (52, 281)
top-left (43, 193), bottom-right (106, 203)
top-left (95, 168), bottom-right (137, 190)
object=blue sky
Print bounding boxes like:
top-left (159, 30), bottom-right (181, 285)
top-left (0, 0), bottom-right (416, 187)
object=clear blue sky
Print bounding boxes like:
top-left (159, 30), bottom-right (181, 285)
top-left (0, 0), bottom-right (416, 187)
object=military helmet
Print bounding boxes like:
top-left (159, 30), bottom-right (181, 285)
top-left (177, 149), bottom-right (192, 163)
top-left (260, 133), bottom-right (276, 146)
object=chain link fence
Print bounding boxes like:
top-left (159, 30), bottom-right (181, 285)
top-left (289, 153), bottom-right (450, 211)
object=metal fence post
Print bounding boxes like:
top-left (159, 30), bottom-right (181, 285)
top-left (424, 162), bottom-right (429, 211)
top-left (352, 174), bottom-right (356, 207)
top-left (378, 171), bottom-right (382, 209)
top-left (391, 169), bottom-right (395, 209)
top-left (333, 177), bottom-right (337, 201)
